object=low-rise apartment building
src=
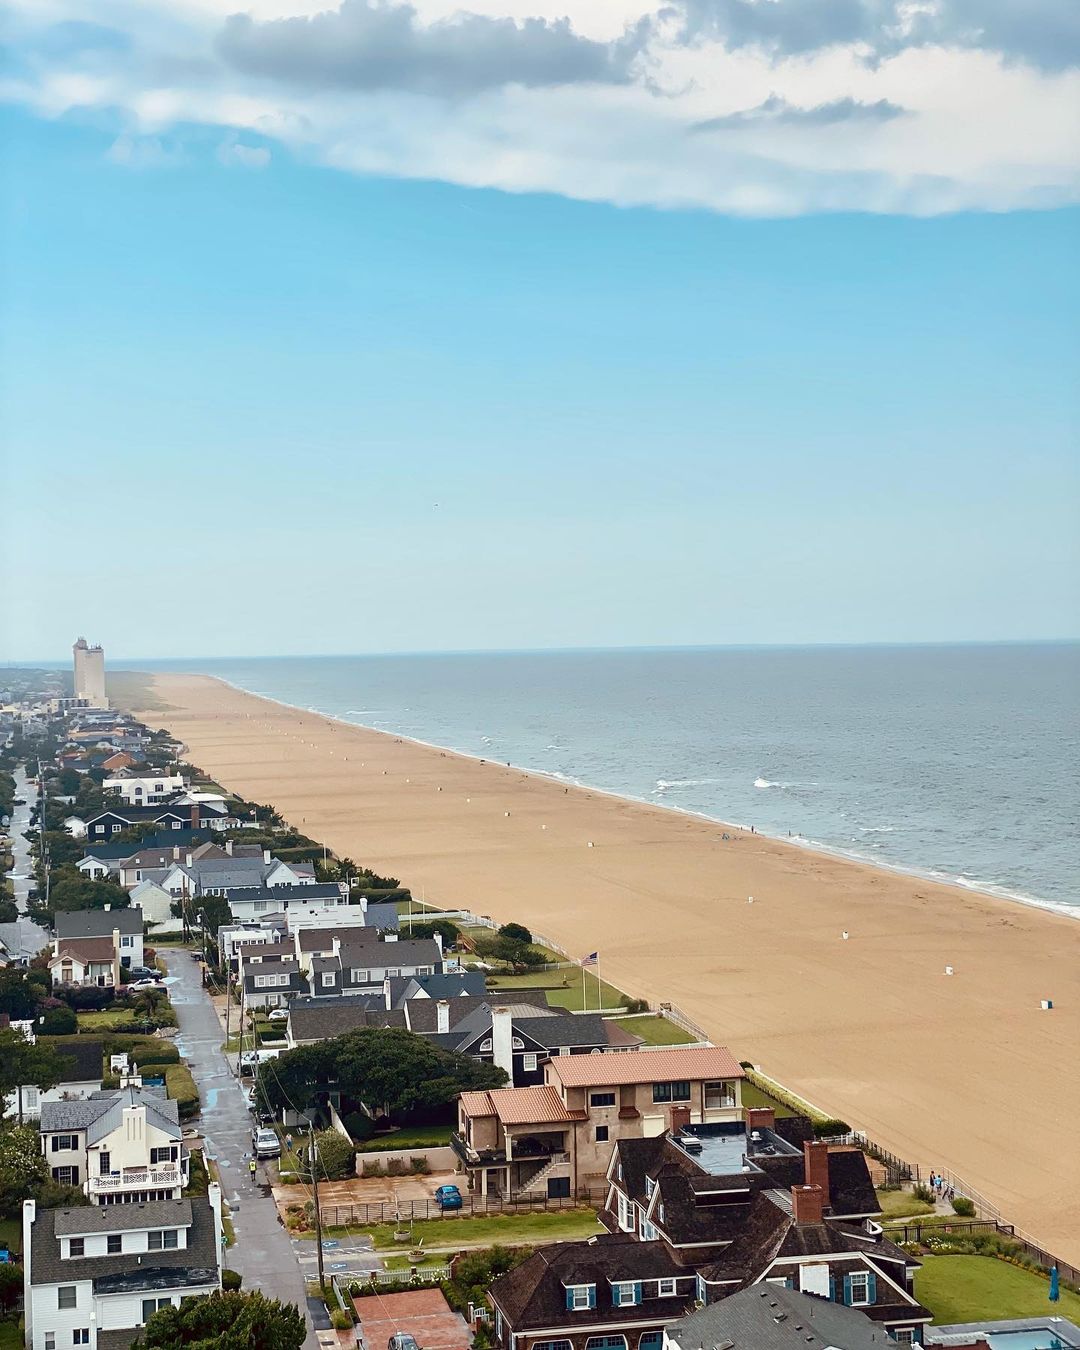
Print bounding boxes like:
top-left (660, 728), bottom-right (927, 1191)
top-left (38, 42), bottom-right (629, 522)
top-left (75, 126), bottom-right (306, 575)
top-left (455, 1046), bottom-right (745, 1200)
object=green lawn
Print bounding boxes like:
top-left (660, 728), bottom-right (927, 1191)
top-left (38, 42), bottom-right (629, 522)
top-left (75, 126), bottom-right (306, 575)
top-left (487, 969), bottom-right (628, 1012)
top-left (739, 1079), bottom-right (798, 1118)
top-left (0, 1216), bottom-right (21, 1256)
top-left (915, 1256), bottom-right (1080, 1325)
top-left (306, 1208), bottom-right (603, 1249)
top-left (356, 1125), bottom-right (452, 1152)
top-left (77, 1008), bottom-right (138, 1031)
top-left (609, 1014), bottom-right (697, 1046)
top-left (0, 1320), bottom-right (23, 1349)
top-left (875, 1188), bottom-right (936, 1221)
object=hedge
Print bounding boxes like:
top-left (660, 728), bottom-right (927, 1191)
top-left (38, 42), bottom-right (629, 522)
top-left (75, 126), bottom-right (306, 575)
top-left (165, 1063), bottom-right (200, 1119)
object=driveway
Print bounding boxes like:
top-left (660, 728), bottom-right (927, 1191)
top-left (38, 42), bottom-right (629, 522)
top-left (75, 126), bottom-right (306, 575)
top-left (164, 950), bottom-right (331, 1348)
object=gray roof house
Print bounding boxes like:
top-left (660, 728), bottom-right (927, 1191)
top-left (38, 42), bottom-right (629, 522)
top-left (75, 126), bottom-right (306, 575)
top-left (55, 910), bottom-right (143, 941)
top-left (23, 1190), bottom-right (222, 1350)
top-left (665, 1283), bottom-right (894, 1349)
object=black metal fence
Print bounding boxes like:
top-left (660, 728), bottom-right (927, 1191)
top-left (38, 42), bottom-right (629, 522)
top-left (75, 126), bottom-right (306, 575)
top-left (887, 1219), bottom-right (1080, 1288)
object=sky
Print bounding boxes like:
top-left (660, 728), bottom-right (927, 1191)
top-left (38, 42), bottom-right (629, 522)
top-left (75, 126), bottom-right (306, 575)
top-left (1, 0), bottom-right (1078, 660)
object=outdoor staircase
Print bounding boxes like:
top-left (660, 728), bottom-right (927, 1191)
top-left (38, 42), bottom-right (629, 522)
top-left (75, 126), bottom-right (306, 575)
top-left (519, 1152), bottom-right (570, 1196)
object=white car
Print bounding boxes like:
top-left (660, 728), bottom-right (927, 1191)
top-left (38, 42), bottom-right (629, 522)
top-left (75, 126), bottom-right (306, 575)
top-left (128, 978), bottom-right (164, 991)
top-left (268, 1008), bottom-right (289, 1024)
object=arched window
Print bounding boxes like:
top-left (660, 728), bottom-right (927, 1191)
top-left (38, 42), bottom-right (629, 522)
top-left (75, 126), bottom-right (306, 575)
top-left (639, 1334), bottom-right (663, 1350)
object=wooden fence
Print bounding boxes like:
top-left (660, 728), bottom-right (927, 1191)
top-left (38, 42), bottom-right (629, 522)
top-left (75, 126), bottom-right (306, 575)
top-left (323, 1190), bottom-right (606, 1228)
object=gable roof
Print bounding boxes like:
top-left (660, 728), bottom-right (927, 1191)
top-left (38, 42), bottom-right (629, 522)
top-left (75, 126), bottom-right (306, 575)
top-left (56, 909), bottom-right (143, 940)
top-left (384, 970), bottom-right (486, 1004)
top-left (287, 994), bottom-right (406, 1041)
top-left (461, 1084), bottom-right (574, 1126)
top-left (40, 1085), bottom-right (179, 1142)
top-left (547, 1045), bottom-right (743, 1088)
top-left (51, 937), bottom-right (117, 965)
top-left (669, 1283), bottom-right (888, 1350)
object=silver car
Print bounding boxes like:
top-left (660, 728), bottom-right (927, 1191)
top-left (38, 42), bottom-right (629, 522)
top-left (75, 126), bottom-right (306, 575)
top-left (251, 1128), bottom-right (281, 1159)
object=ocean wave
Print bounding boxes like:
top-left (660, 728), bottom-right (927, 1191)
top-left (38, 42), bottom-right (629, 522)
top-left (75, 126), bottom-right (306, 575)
top-left (860, 825), bottom-right (898, 833)
top-left (654, 777), bottom-right (723, 793)
top-left (754, 777), bottom-right (788, 789)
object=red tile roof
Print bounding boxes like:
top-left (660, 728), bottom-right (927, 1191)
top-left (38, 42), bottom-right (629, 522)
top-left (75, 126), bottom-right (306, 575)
top-left (459, 1085), bottom-right (574, 1126)
top-left (546, 1045), bottom-right (744, 1088)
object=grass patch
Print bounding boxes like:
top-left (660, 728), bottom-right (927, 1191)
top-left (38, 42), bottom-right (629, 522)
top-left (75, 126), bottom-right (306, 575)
top-left (0, 1216), bottom-right (22, 1256)
top-left (487, 970), bottom-right (628, 1012)
top-left (383, 1253), bottom-right (448, 1272)
top-left (915, 1255), bottom-right (1080, 1324)
top-left (76, 1008), bottom-right (137, 1032)
top-left (106, 670), bottom-right (174, 713)
top-left (738, 1079), bottom-right (798, 1119)
top-left (356, 1126), bottom-right (452, 1153)
top-left (875, 1188), bottom-right (935, 1221)
top-left (165, 1061), bottom-right (200, 1119)
top-left (609, 1014), bottom-right (697, 1046)
top-left (351, 1208), bottom-right (603, 1250)
top-left (0, 1321), bottom-right (23, 1349)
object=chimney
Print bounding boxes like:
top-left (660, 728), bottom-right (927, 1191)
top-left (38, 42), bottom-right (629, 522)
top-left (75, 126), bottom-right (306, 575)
top-left (436, 1000), bottom-right (451, 1034)
top-left (670, 1105), bottom-right (692, 1134)
top-left (434, 931), bottom-right (444, 956)
top-left (792, 1184), bottom-right (825, 1225)
top-left (745, 1106), bottom-right (775, 1134)
top-left (173, 846), bottom-right (180, 860)
top-left (383, 977), bottom-right (392, 1010)
top-left (263, 849), bottom-right (271, 864)
top-left (803, 1140), bottom-right (831, 1208)
top-left (208, 1180), bottom-right (224, 1266)
top-left (191, 802), bottom-right (200, 831)
top-left (185, 853), bottom-right (193, 867)
top-left (491, 1006), bottom-right (515, 1082)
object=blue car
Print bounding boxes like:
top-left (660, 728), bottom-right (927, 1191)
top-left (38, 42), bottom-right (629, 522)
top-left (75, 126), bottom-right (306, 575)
top-left (433, 1184), bottom-right (463, 1211)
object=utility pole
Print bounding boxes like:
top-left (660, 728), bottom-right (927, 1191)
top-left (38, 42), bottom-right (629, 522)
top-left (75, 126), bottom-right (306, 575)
top-left (236, 980), bottom-right (246, 1078)
top-left (224, 968), bottom-right (232, 1048)
top-left (310, 1124), bottom-right (326, 1290)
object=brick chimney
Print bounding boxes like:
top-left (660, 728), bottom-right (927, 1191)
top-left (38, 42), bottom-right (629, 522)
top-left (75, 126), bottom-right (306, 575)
top-left (190, 802), bottom-right (200, 832)
top-left (745, 1107), bottom-right (775, 1133)
top-left (436, 1000), bottom-right (451, 1034)
top-left (670, 1105), bottom-right (692, 1134)
top-left (792, 1184), bottom-right (825, 1225)
top-left (803, 1140), bottom-right (831, 1208)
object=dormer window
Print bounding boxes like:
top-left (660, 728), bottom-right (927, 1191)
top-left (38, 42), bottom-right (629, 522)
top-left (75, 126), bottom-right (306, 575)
top-left (565, 1284), bottom-right (596, 1310)
top-left (610, 1281), bottom-right (640, 1307)
top-left (512, 1037), bottom-right (525, 1050)
top-left (645, 1176), bottom-right (655, 1198)
top-left (480, 1039), bottom-right (493, 1052)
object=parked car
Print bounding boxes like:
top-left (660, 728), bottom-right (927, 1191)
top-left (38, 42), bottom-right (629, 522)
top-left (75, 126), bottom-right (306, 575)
top-left (388, 1335), bottom-right (421, 1350)
top-left (268, 1007), bottom-right (289, 1024)
top-left (251, 1128), bottom-right (281, 1159)
top-left (128, 978), bottom-right (163, 991)
top-left (433, 1184), bottom-right (463, 1211)
top-left (127, 965), bottom-right (159, 980)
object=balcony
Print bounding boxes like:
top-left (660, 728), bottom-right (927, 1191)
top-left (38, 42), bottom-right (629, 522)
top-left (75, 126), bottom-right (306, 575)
top-left (87, 1166), bottom-right (183, 1195)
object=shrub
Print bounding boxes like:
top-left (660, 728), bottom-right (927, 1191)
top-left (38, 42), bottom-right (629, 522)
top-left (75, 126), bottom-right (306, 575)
top-left (952, 1195), bottom-right (976, 1217)
top-left (165, 1062), bottom-right (200, 1119)
top-left (185, 1150), bottom-right (209, 1197)
top-left (621, 997), bottom-right (649, 1014)
top-left (812, 1118), bottom-right (851, 1137)
top-left (132, 1043), bottom-right (181, 1068)
top-left (38, 1004), bottom-right (78, 1035)
top-left (330, 1310), bottom-right (353, 1330)
top-left (222, 1269), bottom-right (243, 1291)
top-left (386, 1159), bottom-right (407, 1177)
top-left (300, 1130), bottom-right (355, 1181)
top-left (361, 1160), bottom-right (384, 1178)
top-left (913, 1183), bottom-right (935, 1205)
top-left (409, 1156), bottom-right (430, 1175)
top-left (62, 985), bottom-right (115, 1011)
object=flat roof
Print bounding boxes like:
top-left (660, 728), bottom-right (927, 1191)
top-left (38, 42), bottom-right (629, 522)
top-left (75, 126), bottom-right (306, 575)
top-left (546, 1045), bottom-right (744, 1088)
top-left (672, 1122), bottom-right (801, 1176)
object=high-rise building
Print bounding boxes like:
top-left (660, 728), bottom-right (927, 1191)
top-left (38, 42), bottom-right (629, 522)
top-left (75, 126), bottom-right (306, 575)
top-left (72, 636), bottom-right (108, 708)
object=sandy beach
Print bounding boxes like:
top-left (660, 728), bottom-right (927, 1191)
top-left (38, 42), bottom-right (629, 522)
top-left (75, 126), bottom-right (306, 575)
top-left (120, 671), bottom-right (1080, 1262)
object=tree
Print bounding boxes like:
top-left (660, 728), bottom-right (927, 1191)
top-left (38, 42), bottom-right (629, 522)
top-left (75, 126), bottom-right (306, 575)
top-left (473, 934), bottom-right (546, 972)
top-left (295, 1130), bottom-right (355, 1181)
top-left (0, 968), bottom-right (45, 1020)
top-left (38, 1004), bottom-right (78, 1036)
top-left (498, 922), bottom-right (532, 945)
top-left (134, 1290), bottom-right (306, 1349)
top-left (46, 869), bottom-right (131, 917)
top-left (258, 1027), bottom-right (506, 1119)
top-left (0, 1124), bottom-right (51, 1216)
top-left (0, 1261), bottom-right (22, 1314)
top-left (0, 1028), bottom-right (70, 1122)
top-left (57, 767), bottom-right (82, 795)
top-left (0, 899), bottom-right (17, 924)
top-left (408, 919), bottom-right (461, 948)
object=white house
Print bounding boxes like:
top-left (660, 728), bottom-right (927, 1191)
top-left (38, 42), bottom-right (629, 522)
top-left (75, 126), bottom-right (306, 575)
top-left (23, 1189), bottom-right (222, 1350)
top-left (226, 881), bottom-right (348, 924)
top-left (54, 910), bottom-right (144, 973)
top-left (128, 879), bottom-right (182, 935)
top-left (39, 1086), bottom-right (187, 1204)
top-left (102, 774), bottom-right (185, 806)
top-left (4, 1034), bottom-right (103, 1124)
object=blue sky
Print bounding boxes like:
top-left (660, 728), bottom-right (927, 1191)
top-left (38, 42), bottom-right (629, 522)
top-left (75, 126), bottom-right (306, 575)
top-left (1, 0), bottom-right (1078, 659)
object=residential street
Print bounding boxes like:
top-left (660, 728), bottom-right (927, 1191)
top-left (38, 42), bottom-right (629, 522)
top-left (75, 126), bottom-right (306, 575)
top-left (163, 949), bottom-right (331, 1348)
top-left (0, 764), bottom-right (50, 960)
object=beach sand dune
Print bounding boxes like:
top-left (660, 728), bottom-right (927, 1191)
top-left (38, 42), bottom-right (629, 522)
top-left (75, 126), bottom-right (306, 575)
top-left (125, 672), bottom-right (1080, 1262)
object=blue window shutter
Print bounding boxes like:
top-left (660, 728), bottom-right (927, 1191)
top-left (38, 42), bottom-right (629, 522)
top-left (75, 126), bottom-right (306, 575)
top-left (588, 1287), bottom-right (597, 1310)
top-left (866, 1273), bottom-right (877, 1303)
top-left (633, 1283), bottom-right (642, 1306)
top-left (842, 1275), bottom-right (852, 1306)
top-left (612, 1287), bottom-right (620, 1308)
top-left (828, 1276), bottom-right (837, 1302)
top-left (566, 1289), bottom-right (574, 1311)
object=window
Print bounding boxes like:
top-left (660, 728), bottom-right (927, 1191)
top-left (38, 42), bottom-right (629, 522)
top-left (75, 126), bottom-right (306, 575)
top-left (695, 1275), bottom-right (706, 1304)
top-left (533, 1341), bottom-right (573, 1350)
top-left (99, 1152), bottom-right (111, 1175)
top-left (652, 1081), bottom-right (691, 1103)
top-left (52, 1166), bottom-right (78, 1186)
top-left (151, 1147), bottom-right (176, 1165)
top-left (565, 1284), bottom-right (595, 1310)
top-left (171, 820), bottom-right (181, 830)
top-left (584, 1338), bottom-right (627, 1350)
top-left (617, 1192), bottom-right (635, 1233)
top-left (112, 824), bottom-right (122, 833)
top-left (522, 1053), bottom-right (538, 1072)
top-left (121, 936), bottom-right (133, 948)
top-left (68, 1238), bottom-right (84, 1257)
top-left (148, 1229), bottom-right (179, 1250)
top-left (704, 1080), bottom-right (736, 1109)
top-left (57, 1286), bottom-right (77, 1310)
top-left (590, 1092), bottom-right (616, 1108)
top-left (640, 1217), bottom-right (658, 1242)
top-left (595, 1125), bottom-right (609, 1143)
top-left (73, 1333), bottom-right (90, 1347)
top-left (107, 1234), bottom-right (122, 1254)
top-left (893, 1331), bottom-right (915, 1345)
top-left (657, 1278), bottom-right (676, 1297)
top-left (846, 1271), bottom-right (871, 1306)
top-left (44, 1335), bottom-right (56, 1350)
top-left (658, 1202), bottom-right (665, 1223)
top-left (321, 972), bottom-right (335, 987)
top-left (611, 1281), bottom-right (640, 1307)
top-left (350, 969), bottom-right (369, 982)
top-left (51, 1135), bottom-right (78, 1153)
top-left (639, 1335), bottom-right (664, 1350)
top-left (644, 1176), bottom-right (655, 1198)
top-left (142, 1297), bottom-right (173, 1322)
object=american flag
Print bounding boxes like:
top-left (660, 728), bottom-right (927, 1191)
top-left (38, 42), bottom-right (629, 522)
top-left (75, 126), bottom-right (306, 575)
top-left (581, 952), bottom-right (598, 966)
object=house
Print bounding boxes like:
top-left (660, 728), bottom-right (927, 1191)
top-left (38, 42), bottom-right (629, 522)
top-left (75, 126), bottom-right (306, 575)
top-left (115, 841), bottom-right (263, 890)
top-left (218, 920), bottom-right (287, 972)
top-left (55, 910), bottom-right (144, 971)
top-left (383, 971), bottom-right (487, 1005)
top-left (604, 1110), bottom-right (878, 1253)
top-left (163, 852), bottom-right (314, 898)
top-left (488, 1232), bottom-right (695, 1350)
top-left (49, 939), bottom-right (121, 990)
top-left (4, 1037), bottom-right (103, 1123)
top-left (102, 773), bottom-right (185, 806)
top-left (224, 881), bottom-right (345, 922)
top-left (127, 878), bottom-right (181, 934)
top-left (665, 1282), bottom-right (895, 1350)
top-left (240, 953), bottom-right (309, 1010)
top-left (285, 995), bottom-right (407, 1047)
top-left (39, 1085), bottom-right (188, 1203)
top-left (22, 1189), bottom-right (223, 1350)
top-left (298, 929), bottom-right (444, 996)
top-left (84, 801), bottom-right (235, 843)
top-left (455, 1046), bottom-right (746, 1201)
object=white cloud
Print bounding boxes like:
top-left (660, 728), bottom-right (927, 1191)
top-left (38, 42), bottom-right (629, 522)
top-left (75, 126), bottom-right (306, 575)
top-left (3, 0), bottom-right (1078, 215)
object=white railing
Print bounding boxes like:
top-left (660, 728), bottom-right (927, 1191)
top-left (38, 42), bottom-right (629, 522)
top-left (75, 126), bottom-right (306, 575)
top-left (88, 1168), bottom-right (181, 1192)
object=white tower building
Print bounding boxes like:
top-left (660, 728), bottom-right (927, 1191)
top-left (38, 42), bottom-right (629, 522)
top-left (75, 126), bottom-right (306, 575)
top-left (73, 636), bottom-right (108, 708)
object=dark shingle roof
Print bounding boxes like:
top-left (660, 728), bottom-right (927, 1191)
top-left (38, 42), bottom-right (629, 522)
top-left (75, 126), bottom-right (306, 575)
top-left (56, 1038), bottom-right (105, 1086)
top-left (668, 1284), bottom-right (888, 1350)
top-left (40, 1086), bottom-right (177, 1140)
top-left (287, 995), bottom-right (406, 1041)
top-left (384, 971), bottom-right (487, 1005)
top-left (826, 1148), bottom-right (880, 1216)
top-left (29, 1195), bottom-right (218, 1289)
top-left (56, 910), bottom-right (143, 939)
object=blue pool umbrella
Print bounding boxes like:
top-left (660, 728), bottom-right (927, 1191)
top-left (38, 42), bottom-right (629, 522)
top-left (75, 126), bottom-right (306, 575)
top-left (1049, 1266), bottom-right (1060, 1301)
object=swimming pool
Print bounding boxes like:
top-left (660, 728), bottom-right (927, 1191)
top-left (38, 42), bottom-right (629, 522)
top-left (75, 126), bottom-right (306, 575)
top-left (986, 1332), bottom-right (1069, 1349)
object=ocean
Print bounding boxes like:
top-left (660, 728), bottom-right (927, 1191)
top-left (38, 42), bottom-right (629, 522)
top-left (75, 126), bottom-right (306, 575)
top-left (146, 643), bottom-right (1079, 916)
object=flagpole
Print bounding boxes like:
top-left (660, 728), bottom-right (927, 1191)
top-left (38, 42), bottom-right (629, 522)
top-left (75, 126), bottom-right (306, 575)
top-left (595, 954), bottom-right (601, 1013)
top-left (581, 959), bottom-right (587, 1015)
